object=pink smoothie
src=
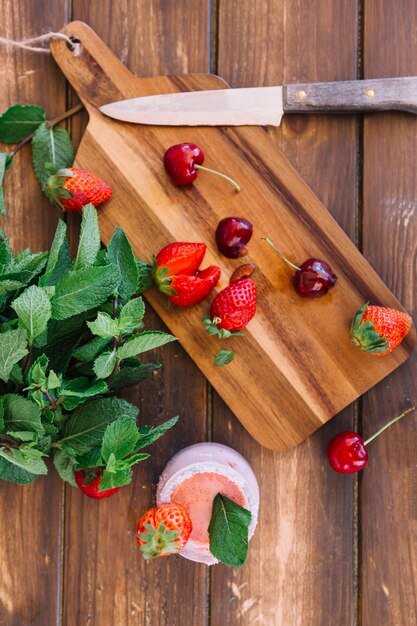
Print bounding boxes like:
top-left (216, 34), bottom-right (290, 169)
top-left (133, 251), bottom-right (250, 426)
top-left (157, 442), bottom-right (259, 565)
top-left (171, 471), bottom-right (246, 544)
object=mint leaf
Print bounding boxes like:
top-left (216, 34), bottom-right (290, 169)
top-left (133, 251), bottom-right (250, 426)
top-left (118, 297), bottom-right (145, 333)
top-left (58, 397), bottom-right (139, 455)
top-left (28, 355), bottom-right (48, 386)
top-left (101, 415), bottom-right (139, 463)
top-left (0, 104), bottom-right (45, 143)
top-left (53, 449), bottom-right (77, 486)
top-left (74, 448), bottom-right (102, 470)
top-left (116, 331), bottom-right (176, 360)
top-left (136, 260), bottom-right (153, 293)
top-left (40, 219), bottom-right (71, 286)
top-left (208, 493), bottom-right (252, 568)
top-left (117, 452), bottom-right (149, 469)
top-left (107, 227), bottom-right (139, 300)
top-left (12, 249), bottom-right (48, 274)
top-left (0, 450), bottom-right (46, 484)
top-left (0, 228), bottom-right (13, 266)
top-left (0, 152), bottom-right (8, 217)
top-left (72, 336), bottom-right (112, 362)
top-left (0, 399), bottom-right (4, 432)
top-left (60, 377), bottom-right (107, 399)
top-left (93, 350), bottom-right (116, 379)
top-left (51, 264), bottom-right (120, 320)
top-left (0, 447), bottom-right (47, 476)
top-left (0, 329), bottom-right (28, 383)
top-left (31, 123), bottom-right (74, 190)
top-left (73, 204), bottom-right (100, 270)
top-left (99, 468), bottom-right (131, 491)
top-left (214, 350), bottom-right (235, 366)
top-left (11, 285), bottom-right (51, 341)
top-left (135, 415), bottom-right (178, 451)
top-left (3, 394), bottom-right (44, 435)
top-left (87, 312), bottom-right (119, 339)
top-left (107, 361), bottom-right (160, 391)
top-left (0, 279), bottom-right (26, 295)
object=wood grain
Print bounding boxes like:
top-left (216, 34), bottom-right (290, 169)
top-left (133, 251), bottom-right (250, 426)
top-left (62, 4), bottom-right (210, 626)
top-left (211, 1), bottom-right (359, 624)
top-left (0, 1), bottom-right (67, 625)
top-left (50, 21), bottom-right (415, 451)
top-left (284, 76), bottom-right (417, 113)
top-left (360, 1), bottom-right (417, 624)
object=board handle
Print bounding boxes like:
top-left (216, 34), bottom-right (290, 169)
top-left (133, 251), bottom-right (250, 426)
top-left (49, 22), bottom-right (134, 112)
top-left (283, 76), bottom-right (417, 114)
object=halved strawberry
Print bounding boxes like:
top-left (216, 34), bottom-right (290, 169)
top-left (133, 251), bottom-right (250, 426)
top-left (155, 242), bottom-right (206, 277)
top-left (350, 303), bottom-right (412, 355)
top-left (169, 266), bottom-right (221, 306)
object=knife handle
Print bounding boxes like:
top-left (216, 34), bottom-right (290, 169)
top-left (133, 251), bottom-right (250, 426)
top-left (283, 77), bottom-right (417, 114)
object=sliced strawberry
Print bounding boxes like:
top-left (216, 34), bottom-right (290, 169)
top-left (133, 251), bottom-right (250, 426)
top-left (169, 265), bottom-right (221, 306)
top-left (155, 242), bottom-right (206, 277)
top-left (75, 468), bottom-right (120, 499)
top-left (210, 277), bottom-right (257, 332)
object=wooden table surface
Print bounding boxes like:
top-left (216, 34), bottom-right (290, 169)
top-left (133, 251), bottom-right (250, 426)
top-left (1, 2), bottom-right (416, 625)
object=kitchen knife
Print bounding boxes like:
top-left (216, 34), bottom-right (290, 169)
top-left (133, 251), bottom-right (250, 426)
top-left (99, 76), bottom-right (417, 126)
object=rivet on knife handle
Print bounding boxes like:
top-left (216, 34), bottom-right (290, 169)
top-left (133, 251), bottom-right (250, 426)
top-left (283, 76), bottom-right (417, 114)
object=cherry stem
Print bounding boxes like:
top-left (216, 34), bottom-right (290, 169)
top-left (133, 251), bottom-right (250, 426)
top-left (194, 164), bottom-right (241, 191)
top-left (364, 406), bottom-right (416, 446)
top-left (261, 237), bottom-right (301, 272)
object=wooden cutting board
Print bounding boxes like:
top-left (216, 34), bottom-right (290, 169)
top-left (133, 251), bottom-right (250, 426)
top-left (50, 22), bottom-right (415, 450)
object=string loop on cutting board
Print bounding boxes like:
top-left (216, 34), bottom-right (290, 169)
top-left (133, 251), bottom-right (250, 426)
top-left (0, 32), bottom-right (80, 56)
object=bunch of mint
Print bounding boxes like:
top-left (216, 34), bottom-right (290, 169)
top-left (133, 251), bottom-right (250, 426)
top-left (0, 103), bottom-right (80, 216)
top-left (0, 203), bottom-right (177, 489)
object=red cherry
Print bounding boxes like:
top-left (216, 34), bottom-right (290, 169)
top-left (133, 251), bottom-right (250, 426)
top-left (327, 432), bottom-right (368, 473)
top-left (263, 238), bottom-right (337, 298)
top-left (293, 258), bottom-right (337, 298)
top-left (216, 217), bottom-right (253, 258)
top-left (327, 406), bottom-right (415, 474)
top-left (163, 143), bottom-right (240, 190)
top-left (75, 469), bottom-right (121, 499)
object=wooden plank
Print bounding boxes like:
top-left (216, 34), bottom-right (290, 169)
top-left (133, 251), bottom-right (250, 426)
top-left (62, 4), bottom-right (210, 625)
top-left (0, 1), bottom-right (68, 625)
top-left (361, 2), bottom-right (417, 624)
top-left (50, 21), bottom-right (414, 452)
top-left (210, 1), bottom-right (359, 623)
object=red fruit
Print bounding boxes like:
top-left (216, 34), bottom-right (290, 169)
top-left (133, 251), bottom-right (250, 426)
top-left (263, 238), bottom-right (337, 298)
top-left (293, 258), bottom-right (337, 298)
top-left (136, 502), bottom-right (192, 559)
top-left (215, 217), bottom-right (253, 258)
top-left (350, 303), bottom-right (412, 355)
top-left (155, 242), bottom-right (207, 277)
top-left (153, 242), bottom-right (220, 306)
top-left (164, 143), bottom-right (240, 190)
top-left (210, 277), bottom-right (257, 332)
top-left (75, 469), bottom-right (120, 499)
top-left (46, 167), bottom-right (112, 212)
top-left (327, 432), bottom-right (368, 473)
top-left (170, 266), bottom-right (221, 306)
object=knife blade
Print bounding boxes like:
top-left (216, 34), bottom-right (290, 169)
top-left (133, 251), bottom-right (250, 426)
top-left (99, 76), bottom-right (417, 126)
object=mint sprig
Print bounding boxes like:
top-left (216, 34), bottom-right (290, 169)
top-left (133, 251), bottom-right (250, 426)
top-left (208, 493), bottom-right (252, 567)
top-left (0, 205), bottom-right (176, 489)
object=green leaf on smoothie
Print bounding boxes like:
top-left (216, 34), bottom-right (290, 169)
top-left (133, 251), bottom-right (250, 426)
top-left (208, 493), bottom-right (252, 568)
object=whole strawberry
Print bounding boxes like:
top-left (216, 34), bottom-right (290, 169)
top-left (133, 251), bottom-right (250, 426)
top-left (153, 242), bottom-right (221, 307)
top-left (46, 167), bottom-right (112, 212)
top-left (350, 303), bottom-right (412, 355)
top-left (210, 276), bottom-right (257, 332)
top-left (137, 502), bottom-right (192, 559)
top-left (75, 469), bottom-right (120, 499)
